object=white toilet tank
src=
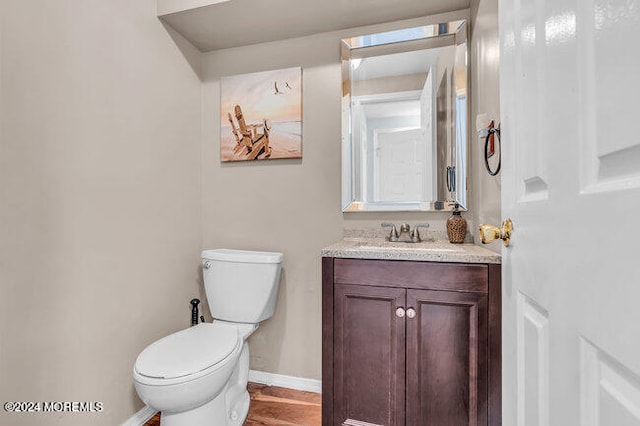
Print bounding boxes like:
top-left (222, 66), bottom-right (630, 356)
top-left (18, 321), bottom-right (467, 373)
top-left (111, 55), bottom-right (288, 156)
top-left (201, 249), bottom-right (283, 324)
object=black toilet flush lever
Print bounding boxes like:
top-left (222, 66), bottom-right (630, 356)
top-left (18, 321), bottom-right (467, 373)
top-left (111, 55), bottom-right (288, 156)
top-left (190, 299), bottom-right (200, 326)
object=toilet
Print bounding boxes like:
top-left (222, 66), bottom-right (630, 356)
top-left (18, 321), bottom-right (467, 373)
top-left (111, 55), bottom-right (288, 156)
top-left (133, 249), bottom-right (283, 426)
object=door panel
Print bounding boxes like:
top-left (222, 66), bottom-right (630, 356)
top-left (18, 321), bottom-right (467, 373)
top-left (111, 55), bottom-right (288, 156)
top-left (578, 0), bottom-right (640, 193)
top-left (406, 289), bottom-right (488, 426)
top-left (334, 284), bottom-right (406, 426)
top-left (500, 0), bottom-right (640, 424)
top-left (374, 128), bottom-right (426, 202)
top-left (513, 0), bottom-right (549, 202)
top-left (517, 293), bottom-right (549, 426)
top-left (581, 338), bottom-right (640, 426)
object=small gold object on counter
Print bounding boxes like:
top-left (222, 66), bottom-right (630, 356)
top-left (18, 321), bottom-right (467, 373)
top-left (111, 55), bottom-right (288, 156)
top-left (479, 219), bottom-right (513, 247)
top-left (447, 203), bottom-right (467, 244)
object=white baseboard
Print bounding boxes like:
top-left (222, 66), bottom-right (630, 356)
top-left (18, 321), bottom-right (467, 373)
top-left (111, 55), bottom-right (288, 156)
top-left (248, 369), bottom-right (322, 394)
top-left (120, 405), bottom-right (158, 426)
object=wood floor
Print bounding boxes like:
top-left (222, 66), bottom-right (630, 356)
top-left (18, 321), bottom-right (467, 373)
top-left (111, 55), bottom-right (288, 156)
top-left (144, 382), bottom-right (321, 426)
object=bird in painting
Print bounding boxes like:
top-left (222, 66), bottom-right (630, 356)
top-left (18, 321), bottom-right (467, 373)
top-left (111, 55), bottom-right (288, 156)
top-left (274, 82), bottom-right (284, 95)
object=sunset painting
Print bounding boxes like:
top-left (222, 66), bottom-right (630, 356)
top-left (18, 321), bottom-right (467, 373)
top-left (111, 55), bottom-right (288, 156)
top-left (220, 67), bottom-right (302, 162)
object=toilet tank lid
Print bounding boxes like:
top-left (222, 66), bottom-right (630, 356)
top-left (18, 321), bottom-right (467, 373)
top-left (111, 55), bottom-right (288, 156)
top-left (202, 249), bottom-right (283, 264)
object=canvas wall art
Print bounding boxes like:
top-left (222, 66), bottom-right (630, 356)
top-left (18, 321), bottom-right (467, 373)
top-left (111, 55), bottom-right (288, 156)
top-left (221, 67), bottom-right (302, 162)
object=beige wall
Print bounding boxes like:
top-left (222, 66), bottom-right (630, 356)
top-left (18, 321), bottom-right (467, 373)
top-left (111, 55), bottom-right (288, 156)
top-left (470, 0), bottom-right (501, 251)
top-left (200, 10), bottom-right (494, 382)
top-left (201, 33), bottom-right (343, 380)
top-left (0, 1), bottom-right (202, 425)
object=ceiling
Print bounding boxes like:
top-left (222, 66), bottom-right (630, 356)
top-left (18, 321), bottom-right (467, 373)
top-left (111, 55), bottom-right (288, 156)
top-left (353, 48), bottom-right (442, 81)
top-left (158, 0), bottom-right (470, 52)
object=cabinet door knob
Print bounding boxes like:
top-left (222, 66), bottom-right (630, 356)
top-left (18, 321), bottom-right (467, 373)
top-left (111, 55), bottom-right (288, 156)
top-left (395, 307), bottom-right (406, 318)
top-left (406, 308), bottom-right (416, 319)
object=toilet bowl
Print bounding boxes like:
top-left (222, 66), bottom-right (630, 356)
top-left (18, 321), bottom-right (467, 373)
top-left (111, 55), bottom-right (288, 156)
top-left (132, 249), bottom-right (283, 426)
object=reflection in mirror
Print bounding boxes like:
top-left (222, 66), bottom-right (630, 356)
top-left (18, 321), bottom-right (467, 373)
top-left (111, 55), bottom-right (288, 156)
top-left (341, 20), bottom-right (468, 212)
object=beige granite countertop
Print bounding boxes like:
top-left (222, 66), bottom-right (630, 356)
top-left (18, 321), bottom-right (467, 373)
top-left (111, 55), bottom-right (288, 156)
top-left (322, 229), bottom-right (501, 264)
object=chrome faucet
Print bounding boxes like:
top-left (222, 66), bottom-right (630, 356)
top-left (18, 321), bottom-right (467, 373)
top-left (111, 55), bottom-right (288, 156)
top-left (410, 224), bottom-right (430, 242)
top-left (381, 223), bottom-right (429, 243)
top-left (381, 223), bottom-right (399, 241)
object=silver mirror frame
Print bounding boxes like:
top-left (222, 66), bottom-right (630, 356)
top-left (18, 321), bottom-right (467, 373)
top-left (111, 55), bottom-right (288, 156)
top-left (341, 19), bottom-right (470, 212)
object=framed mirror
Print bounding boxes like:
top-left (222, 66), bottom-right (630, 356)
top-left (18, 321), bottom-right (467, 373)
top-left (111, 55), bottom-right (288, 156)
top-left (341, 19), bottom-right (469, 212)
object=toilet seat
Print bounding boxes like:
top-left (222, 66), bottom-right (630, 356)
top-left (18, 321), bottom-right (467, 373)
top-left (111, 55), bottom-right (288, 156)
top-left (134, 323), bottom-right (241, 386)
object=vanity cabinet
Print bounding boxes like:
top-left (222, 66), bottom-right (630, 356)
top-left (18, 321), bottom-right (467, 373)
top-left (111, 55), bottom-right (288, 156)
top-left (322, 257), bottom-right (501, 426)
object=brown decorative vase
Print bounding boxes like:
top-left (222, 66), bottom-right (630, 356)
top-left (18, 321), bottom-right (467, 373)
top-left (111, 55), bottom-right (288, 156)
top-left (447, 204), bottom-right (467, 244)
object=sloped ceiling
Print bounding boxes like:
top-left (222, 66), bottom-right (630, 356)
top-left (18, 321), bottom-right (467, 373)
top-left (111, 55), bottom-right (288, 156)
top-left (159, 0), bottom-right (470, 51)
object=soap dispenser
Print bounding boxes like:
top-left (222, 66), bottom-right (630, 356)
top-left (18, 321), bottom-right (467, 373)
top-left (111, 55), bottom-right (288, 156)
top-left (447, 203), bottom-right (467, 244)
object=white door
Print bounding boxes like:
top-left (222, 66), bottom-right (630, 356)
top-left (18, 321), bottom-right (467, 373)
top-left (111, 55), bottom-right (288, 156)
top-left (500, 0), bottom-right (640, 425)
top-left (373, 128), bottom-right (426, 201)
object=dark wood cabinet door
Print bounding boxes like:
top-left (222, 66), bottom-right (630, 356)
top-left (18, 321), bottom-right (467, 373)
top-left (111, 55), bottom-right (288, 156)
top-left (334, 284), bottom-right (406, 426)
top-left (406, 289), bottom-right (488, 426)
